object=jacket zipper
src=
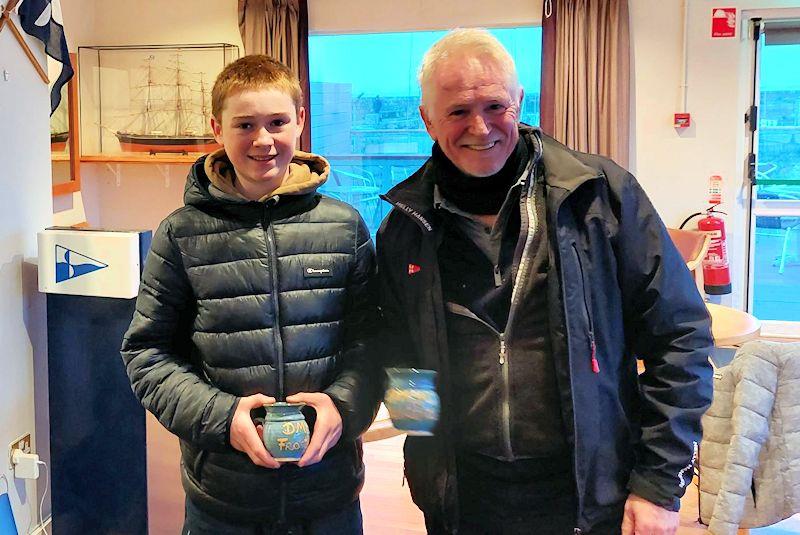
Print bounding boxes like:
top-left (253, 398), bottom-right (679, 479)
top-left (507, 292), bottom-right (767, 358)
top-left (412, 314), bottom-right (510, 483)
top-left (445, 302), bottom-right (513, 460)
top-left (264, 218), bottom-right (286, 400)
top-left (262, 207), bottom-right (288, 525)
top-left (493, 158), bottom-right (538, 461)
top-left (571, 243), bottom-right (599, 374)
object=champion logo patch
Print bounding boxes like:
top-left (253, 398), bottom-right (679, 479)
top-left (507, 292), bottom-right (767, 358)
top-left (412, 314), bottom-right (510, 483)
top-left (304, 266), bottom-right (332, 278)
top-left (408, 263), bottom-right (421, 275)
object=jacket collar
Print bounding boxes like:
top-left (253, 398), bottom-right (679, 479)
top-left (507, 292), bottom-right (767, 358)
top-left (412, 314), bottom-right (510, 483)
top-left (202, 148), bottom-right (330, 203)
top-left (383, 126), bottom-right (602, 233)
top-left (184, 153), bottom-right (322, 222)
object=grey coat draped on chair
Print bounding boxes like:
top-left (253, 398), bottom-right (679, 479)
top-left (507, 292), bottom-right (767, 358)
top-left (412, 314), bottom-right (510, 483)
top-left (699, 340), bottom-right (800, 535)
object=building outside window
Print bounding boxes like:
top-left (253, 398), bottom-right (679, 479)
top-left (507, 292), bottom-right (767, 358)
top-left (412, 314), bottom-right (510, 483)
top-left (309, 27), bottom-right (542, 236)
top-left (751, 33), bottom-right (800, 327)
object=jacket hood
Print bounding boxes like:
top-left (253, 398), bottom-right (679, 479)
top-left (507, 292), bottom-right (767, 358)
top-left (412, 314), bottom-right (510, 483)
top-left (185, 148), bottom-right (330, 207)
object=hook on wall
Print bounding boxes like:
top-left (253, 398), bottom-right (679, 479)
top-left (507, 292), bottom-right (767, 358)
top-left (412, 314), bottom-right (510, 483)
top-left (104, 163), bottom-right (122, 187)
top-left (155, 164), bottom-right (171, 188)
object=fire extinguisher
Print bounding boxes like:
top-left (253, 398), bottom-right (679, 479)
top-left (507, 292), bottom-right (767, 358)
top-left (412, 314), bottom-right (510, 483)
top-left (680, 176), bottom-right (732, 295)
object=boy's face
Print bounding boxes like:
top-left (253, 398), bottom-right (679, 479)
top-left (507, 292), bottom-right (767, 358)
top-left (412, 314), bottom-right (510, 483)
top-left (211, 87), bottom-right (305, 198)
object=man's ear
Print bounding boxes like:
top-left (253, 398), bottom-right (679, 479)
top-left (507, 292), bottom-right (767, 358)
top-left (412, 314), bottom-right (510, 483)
top-left (419, 105), bottom-right (436, 141)
top-left (211, 116), bottom-right (224, 145)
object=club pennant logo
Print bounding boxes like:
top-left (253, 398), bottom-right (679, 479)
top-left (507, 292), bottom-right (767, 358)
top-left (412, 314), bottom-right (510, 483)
top-left (55, 244), bottom-right (108, 283)
top-left (408, 263), bottom-right (421, 275)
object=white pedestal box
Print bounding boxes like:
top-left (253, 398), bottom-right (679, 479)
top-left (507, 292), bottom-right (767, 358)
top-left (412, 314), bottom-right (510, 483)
top-left (38, 227), bottom-right (150, 299)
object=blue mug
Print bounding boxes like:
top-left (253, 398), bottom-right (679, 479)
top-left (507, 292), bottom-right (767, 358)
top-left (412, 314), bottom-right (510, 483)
top-left (259, 402), bottom-right (309, 462)
top-left (384, 368), bottom-right (440, 435)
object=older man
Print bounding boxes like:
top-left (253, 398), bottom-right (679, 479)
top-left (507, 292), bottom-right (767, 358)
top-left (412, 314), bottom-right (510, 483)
top-left (376, 29), bottom-right (713, 535)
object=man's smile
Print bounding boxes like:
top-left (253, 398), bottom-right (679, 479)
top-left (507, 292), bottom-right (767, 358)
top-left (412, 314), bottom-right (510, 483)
top-left (462, 141), bottom-right (499, 151)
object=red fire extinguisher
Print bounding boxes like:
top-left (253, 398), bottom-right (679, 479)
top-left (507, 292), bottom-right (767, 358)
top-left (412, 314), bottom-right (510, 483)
top-left (679, 175), bottom-right (732, 295)
top-left (696, 207), bottom-right (732, 295)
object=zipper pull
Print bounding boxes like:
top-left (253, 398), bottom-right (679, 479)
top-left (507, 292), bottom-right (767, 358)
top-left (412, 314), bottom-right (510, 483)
top-left (589, 333), bottom-right (600, 374)
top-left (499, 337), bottom-right (507, 365)
top-left (493, 265), bottom-right (502, 287)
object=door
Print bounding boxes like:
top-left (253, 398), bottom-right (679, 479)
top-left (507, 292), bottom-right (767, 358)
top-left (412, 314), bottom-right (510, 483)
top-left (748, 18), bottom-right (800, 335)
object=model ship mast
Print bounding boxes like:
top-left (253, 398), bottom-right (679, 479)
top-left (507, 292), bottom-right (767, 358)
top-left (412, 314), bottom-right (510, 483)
top-left (115, 51), bottom-right (219, 154)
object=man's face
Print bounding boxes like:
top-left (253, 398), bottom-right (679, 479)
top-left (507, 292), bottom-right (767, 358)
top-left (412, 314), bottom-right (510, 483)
top-left (211, 88), bottom-right (305, 197)
top-left (420, 56), bottom-right (523, 177)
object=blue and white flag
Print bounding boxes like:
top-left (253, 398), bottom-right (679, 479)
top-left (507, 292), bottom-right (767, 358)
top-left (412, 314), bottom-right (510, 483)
top-left (16, 0), bottom-right (72, 115)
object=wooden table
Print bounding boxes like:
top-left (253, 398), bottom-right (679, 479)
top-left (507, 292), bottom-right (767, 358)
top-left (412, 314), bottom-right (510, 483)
top-left (706, 303), bottom-right (761, 347)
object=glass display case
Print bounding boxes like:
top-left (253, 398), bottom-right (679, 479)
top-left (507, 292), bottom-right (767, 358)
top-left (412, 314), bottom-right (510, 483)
top-left (78, 43), bottom-right (239, 160)
top-left (50, 53), bottom-right (81, 196)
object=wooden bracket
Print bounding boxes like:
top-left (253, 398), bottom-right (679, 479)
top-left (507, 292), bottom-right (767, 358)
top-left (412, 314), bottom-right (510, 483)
top-left (0, 0), bottom-right (50, 84)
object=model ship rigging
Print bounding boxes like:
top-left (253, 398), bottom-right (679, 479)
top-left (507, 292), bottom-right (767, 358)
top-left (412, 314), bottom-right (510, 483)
top-left (114, 53), bottom-right (219, 154)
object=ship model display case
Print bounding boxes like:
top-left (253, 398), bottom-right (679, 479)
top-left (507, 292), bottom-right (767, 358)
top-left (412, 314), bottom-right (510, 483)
top-left (78, 43), bottom-right (239, 162)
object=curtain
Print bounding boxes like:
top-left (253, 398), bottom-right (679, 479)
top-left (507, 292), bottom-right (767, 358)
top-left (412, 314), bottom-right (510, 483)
top-left (238, 0), bottom-right (311, 151)
top-left (540, 0), bottom-right (630, 168)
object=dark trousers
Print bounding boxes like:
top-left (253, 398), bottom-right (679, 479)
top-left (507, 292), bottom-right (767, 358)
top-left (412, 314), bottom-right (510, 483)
top-left (182, 498), bottom-right (363, 535)
top-left (431, 453), bottom-right (622, 535)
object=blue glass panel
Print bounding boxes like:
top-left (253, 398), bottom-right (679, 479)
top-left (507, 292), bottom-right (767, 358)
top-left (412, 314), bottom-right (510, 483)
top-left (309, 27), bottom-right (542, 237)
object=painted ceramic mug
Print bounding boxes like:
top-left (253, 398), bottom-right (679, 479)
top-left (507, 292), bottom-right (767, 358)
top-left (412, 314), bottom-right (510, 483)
top-left (384, 368), bottom-right (440, 435)
top-left (258, 402), bottom-right (310, 462)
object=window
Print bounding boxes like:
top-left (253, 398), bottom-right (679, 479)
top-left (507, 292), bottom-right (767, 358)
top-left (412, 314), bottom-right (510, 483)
top-left (751, 24), bottom-right (800, 325)
top-left (309, 27), bottom-right (542, 236)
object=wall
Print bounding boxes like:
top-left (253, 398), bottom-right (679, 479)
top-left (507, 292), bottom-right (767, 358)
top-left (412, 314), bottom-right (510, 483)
top-left (630, 0), bottom-right (800, 309)
top-left (0, 12), bottom-right (54, 532)
top-left (58, 0), bottom-right (243, 233)
top-left (66, 0), bottom-right (541, 233)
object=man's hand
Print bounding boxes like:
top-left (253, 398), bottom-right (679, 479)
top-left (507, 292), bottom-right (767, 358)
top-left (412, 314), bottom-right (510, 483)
top-left (230, 394), bottom-right (280, 469)
top-left (286, 392), bottom-right (342, 467)
top-left (621, 494), bottom-right (679, 535)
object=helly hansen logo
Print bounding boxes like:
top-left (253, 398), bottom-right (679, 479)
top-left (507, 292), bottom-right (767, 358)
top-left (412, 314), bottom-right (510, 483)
top-left (305, 267), bottom-right (332, 278)
top-left (394, 202), bottom-right (433, 232)
top-left (408, 264), bottom-right (421, 275)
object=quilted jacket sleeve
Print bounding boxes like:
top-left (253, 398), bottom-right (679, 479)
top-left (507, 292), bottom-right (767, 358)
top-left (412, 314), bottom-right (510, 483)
top-left (708, 345), bottom-right (779, 535)
top-left (324, 216), bottom-right (382, 441)
top-left (614, 173), bottom-right (715, 511)
top-left (120, 219), bottom-right (239, 452)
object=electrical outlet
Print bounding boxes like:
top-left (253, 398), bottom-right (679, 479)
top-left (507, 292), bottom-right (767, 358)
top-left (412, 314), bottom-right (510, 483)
top-left (8, 433), bottom-right (32, 468)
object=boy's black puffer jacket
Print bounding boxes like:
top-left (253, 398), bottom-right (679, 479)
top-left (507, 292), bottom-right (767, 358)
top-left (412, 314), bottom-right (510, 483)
top-left (121, 153), bottom-right (380, 523)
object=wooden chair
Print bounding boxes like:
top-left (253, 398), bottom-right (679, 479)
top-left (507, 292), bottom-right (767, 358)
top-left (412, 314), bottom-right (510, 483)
top-left (667, 228), bottom-right (711, 295)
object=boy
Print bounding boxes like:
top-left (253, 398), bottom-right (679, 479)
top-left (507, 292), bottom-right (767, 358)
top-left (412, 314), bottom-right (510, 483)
top-left (121, 55), bottom-right (380, 534)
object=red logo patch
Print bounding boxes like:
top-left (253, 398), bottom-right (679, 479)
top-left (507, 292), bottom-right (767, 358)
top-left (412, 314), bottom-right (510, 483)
top-left (408, 263), bottom-right (421, 275)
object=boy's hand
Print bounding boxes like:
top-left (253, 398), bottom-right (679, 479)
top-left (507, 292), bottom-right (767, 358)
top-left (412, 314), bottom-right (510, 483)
top-left (286, 392), bottom-right (342, 467)
top-left (230, 394), bottom-right (280, 469)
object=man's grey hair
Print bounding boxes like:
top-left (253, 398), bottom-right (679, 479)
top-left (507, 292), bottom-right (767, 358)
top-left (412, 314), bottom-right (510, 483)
top-left (418, 28), bottom-right (521, 108)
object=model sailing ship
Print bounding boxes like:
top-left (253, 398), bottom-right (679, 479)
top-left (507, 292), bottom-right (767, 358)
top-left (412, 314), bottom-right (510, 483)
top-left (115, 53), bottom-right (219, 154)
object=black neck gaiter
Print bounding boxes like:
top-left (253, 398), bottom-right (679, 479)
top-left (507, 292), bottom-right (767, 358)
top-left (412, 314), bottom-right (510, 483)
top-left (434, 137), bottom-right (529, 215)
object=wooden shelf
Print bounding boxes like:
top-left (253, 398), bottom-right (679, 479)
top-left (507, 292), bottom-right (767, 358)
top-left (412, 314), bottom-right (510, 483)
top-left (81, 154), bottom-right (201, 164)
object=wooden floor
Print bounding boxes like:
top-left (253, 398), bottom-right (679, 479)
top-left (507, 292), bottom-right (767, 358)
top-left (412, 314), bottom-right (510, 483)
top-left (143, 417), bottom-right (800, 534)
top-left (361, 435), bottom-right (800, 535)
top-left (361, 434), bottom-right (426, 534)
